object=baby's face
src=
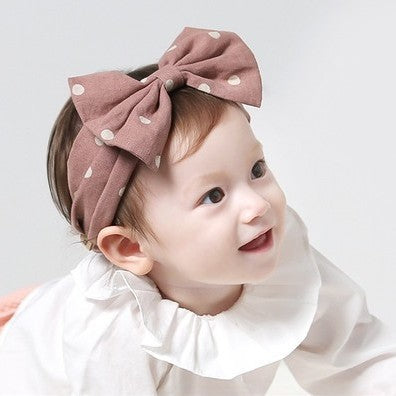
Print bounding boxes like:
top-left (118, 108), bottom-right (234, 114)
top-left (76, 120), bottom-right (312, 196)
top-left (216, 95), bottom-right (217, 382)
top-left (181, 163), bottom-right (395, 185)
top-left (138, 105), bottom-right (287, 289)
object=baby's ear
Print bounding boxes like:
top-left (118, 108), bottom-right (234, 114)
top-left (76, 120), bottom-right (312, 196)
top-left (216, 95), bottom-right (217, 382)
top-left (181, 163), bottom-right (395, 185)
top-left (96, 226), bottom-right (154, 275)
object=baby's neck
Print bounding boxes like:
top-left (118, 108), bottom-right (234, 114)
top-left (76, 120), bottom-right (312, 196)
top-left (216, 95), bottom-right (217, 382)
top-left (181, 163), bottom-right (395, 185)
top-left (153, 279), bottom-right (244, 317)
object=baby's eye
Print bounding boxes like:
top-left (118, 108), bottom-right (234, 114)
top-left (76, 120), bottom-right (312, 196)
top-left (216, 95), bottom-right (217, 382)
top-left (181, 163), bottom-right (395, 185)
top-left (200, 187), bottom-right (225, 205)
top-left (199, 159), bottom-right (267, 205)
top-left (252, 159), bottom-right (267, 179)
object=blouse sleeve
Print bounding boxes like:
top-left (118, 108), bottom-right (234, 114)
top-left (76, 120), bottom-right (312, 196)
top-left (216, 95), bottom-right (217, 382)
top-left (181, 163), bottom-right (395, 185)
top-left (284, 245), bottom-right (396, 395)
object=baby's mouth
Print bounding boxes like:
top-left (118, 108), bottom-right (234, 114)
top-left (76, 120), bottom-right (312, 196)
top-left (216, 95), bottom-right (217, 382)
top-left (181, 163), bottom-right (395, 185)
top-left (238, 228), bottom-right (273, 252)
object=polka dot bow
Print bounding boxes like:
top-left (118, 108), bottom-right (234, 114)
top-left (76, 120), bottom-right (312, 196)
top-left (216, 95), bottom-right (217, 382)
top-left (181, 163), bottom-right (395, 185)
top-left (67, 26), bottom-right (263, 248)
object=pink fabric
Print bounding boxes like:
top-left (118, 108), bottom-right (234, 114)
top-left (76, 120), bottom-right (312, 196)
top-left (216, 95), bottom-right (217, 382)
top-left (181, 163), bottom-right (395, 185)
top-left (0, 286), bottom-right (38, 327)
top-left (67, 26), bottom-right (263, 246)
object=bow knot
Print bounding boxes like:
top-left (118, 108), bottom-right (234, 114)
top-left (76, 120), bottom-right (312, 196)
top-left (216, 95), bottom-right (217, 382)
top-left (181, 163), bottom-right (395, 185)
top-left (151, 65), bottom-right (185, 92)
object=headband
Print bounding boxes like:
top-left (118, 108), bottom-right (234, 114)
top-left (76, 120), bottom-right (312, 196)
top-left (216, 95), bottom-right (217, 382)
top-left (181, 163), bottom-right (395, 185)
top-left (67, 26), bottom-right (263, 250)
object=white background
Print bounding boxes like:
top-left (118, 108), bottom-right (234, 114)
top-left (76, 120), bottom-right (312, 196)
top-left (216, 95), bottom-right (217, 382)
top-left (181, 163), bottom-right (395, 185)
top-left (1, 1), bottom-right (395, 394)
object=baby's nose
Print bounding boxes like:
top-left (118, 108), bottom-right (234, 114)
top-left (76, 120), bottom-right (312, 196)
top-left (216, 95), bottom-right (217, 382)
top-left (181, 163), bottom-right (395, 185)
top-left (241, 194), bottom-right (270, 222)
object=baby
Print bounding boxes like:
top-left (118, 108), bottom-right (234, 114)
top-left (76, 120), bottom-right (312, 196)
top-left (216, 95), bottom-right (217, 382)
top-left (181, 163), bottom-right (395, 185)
top-left (0, 26), bottom-right (395, 395)
top-left (95, 100), bottom-right (287, 317)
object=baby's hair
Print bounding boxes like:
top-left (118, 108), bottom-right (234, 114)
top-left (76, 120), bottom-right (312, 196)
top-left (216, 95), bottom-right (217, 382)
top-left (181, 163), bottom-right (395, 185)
top-left (46, 63), bottom-right (251, 252)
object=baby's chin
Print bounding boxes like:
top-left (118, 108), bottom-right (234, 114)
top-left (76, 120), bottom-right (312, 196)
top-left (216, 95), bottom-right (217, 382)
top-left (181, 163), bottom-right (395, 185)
top-left (249, 262), bottom-right (278, 285)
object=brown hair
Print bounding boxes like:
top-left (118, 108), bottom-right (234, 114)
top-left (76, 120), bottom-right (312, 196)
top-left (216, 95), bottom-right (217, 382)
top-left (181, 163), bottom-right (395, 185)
top-left (47, 63), bottom-right (250, 252)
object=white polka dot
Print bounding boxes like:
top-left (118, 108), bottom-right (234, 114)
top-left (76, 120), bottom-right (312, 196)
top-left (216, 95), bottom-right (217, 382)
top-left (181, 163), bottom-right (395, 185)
top-left (227, 75), bottom-right (241, 85)
top-left (72, 84), bottom-right (85, 95)
top-left (167, 44), bottom-right (177, 52)
top-left (84, 166), bottom-right (92, 178)
top-left (140, 77), bottom-right (148, 83)
top-left (118, 186), bottom-right (126, 197)
top-left (139, 115), bottom-right (151, 125)
top-left (164, 79), bottom-right (174, 91)
top-left (197, 83), bottom-right (211, 93)
top-left (208, 31), bottom-right (221, 39)
top-left (101, 129), bottom-right (114, 140)
top-left (155, 155), bottom-right (161, 168)
top-left (94, 136), bottom-right (104, 146)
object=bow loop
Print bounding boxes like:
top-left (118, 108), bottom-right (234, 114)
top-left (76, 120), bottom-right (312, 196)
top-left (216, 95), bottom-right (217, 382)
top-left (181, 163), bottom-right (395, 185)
top-left (157, 27), bottom-right (262, 107)
top-left (68, 71), bottom-right (143, 124)
top-left (80, 80), bottom-right (171, 171)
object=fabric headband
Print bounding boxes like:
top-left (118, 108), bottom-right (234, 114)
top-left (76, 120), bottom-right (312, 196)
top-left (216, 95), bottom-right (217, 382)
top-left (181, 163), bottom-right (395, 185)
top-left (67, 26), bottom-right (263, 250)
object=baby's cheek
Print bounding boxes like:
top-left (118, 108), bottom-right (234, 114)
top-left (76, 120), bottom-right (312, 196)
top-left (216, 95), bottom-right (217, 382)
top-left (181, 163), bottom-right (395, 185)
top-left (277, 187), bottom-right (287, 211)
top-left (156, 219), bottom-right (193, 250)
top-left (269, 177), bottom-right (287, 209)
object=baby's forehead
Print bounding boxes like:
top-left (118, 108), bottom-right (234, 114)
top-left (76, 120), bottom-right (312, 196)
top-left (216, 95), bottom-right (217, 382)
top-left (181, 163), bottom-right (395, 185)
top-left (153, 104), bottom-right (261, 177)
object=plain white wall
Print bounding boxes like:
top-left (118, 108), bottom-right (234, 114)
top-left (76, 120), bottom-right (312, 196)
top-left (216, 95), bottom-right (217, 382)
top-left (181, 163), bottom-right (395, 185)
top-left (1, 1), bottom-right (395, 394)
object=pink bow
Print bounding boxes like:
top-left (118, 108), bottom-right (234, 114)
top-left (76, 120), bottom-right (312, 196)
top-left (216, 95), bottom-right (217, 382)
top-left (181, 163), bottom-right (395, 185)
top-left (67, 26), bottom-right (263, 248)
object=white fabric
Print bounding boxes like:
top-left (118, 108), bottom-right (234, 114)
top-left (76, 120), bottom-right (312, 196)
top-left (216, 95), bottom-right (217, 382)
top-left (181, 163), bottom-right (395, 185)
top-left (0, 205), bottom-right (395, 395)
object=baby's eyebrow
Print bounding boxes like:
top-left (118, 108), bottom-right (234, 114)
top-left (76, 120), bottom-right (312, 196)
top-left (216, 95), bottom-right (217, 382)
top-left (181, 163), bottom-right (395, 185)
top-left (183, 141), bottom-right (264, 196)
top-left (186, 171), bottom-right (227, 193)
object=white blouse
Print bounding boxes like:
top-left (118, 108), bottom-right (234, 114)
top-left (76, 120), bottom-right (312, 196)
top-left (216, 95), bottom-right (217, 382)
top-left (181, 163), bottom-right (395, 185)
top-left (0, 205), bottom-right (395, 395)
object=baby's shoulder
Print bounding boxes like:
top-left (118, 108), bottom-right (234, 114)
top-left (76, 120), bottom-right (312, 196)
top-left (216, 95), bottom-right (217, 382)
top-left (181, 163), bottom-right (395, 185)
top-left (1, 269), bottom-right (142, 346)
top-left (0, 274), bottom-right (75, 345)
top-left (0, 270), bottom-right (148, 394)
top-left (0, 274), bottom-right (76, 393)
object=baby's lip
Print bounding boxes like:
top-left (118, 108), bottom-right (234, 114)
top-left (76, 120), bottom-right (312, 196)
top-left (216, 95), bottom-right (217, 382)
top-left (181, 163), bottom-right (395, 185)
top-left (239, 227), bottom-right (273, 249)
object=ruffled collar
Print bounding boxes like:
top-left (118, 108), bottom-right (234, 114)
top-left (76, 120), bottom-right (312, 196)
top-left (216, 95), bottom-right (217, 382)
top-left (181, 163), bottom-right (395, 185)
top-left (70, 205), bottom-right (321, 379)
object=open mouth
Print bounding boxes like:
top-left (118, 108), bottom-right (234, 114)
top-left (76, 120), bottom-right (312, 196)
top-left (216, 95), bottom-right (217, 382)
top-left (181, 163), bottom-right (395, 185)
top-left (238, 228), bottom-right (274, 253)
